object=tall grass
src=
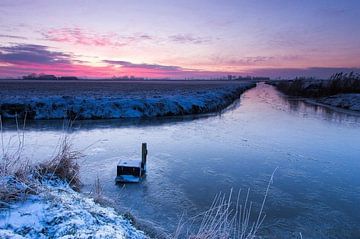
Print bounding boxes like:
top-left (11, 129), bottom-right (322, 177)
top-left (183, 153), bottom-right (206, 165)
top-left (275, 72), bottom-right (360, 97)
top-left (0, 116), bottom-right (83, 205)
top-left (0, 115), bottom-right (36, 204)
top-left (89, 175), bottom-right (104, 204)
top-left (37, 133), bottom-right (82, 191)
top-left (174, 168), bottom-right (277, 239)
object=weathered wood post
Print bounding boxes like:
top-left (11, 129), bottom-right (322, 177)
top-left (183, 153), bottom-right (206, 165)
top-left (141, 143), bottom-right (147, 172)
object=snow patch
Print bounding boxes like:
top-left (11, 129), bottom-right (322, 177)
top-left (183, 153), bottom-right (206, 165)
top-left (317, 94), bottom-right (360, 111)
top-left (0, 180), bottom-right (148, 239)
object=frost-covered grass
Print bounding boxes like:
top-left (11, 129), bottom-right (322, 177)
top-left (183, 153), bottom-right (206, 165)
top-left (0, 178), bottom-right (148, 239)
top-left (0, 118), bottom-right (82, 203)
top-left (0, 116), bottom-right (36, 204)
top-left (316, 94), bottom-right (360, 111)
top-left (37, 134), bottom-right (83, 191)
top-left (0, 80), bottom-right (255, 120)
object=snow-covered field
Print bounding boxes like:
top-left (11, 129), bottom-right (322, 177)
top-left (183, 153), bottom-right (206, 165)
top-left (0, 80), bottom-right (255, 120)
top-left (316, 94), bottom-right (360, 111)
top-left (0, 179), bottom-right (148, 239)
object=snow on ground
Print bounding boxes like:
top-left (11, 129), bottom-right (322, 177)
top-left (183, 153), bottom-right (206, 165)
top-left (0, 81), bottom-right (255, 120)
top-left (0, 179), bottom-right (148, 239)
top-left (316, 94), bottom-right (360, 111)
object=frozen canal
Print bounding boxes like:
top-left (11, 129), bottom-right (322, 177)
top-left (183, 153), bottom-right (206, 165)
top-left (4, 83), bottom-right (360, 238)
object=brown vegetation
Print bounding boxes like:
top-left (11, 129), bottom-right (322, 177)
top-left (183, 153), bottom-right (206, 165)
top-left (274, 72), bottom-right (360, 97)
top-left (36, 135), bottom-right (82, 191)
top-left (0, 117), bottom-right (83, 205)
top-left (174, 169), bottom-right (277, 239)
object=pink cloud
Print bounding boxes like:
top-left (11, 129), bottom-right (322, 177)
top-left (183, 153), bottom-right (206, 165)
top-left (209, 55), bottom-right (305, 67)
top-left (0, 61), bottom-right (235, 79)
top-left (0, 44), bottom-right (230, 78)
top-left (0, 44), bottom-right (223, 78)
top-left (42, 28), bottom-right (152, 47)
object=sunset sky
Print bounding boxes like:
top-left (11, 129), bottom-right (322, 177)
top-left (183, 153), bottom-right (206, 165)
top-left (0, 0), bottom-right (359, 79)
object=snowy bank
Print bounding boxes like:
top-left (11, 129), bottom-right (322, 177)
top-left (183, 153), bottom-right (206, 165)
top-left (0, 179), bottom-right (148, 239)
top-left (315, 94), bottom-right (360, 112)
top-left (0, 82), bottom-right (255, 120)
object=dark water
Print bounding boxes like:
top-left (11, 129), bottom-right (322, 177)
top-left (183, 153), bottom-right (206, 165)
top-left (5, 83), bottom-right (360, 238)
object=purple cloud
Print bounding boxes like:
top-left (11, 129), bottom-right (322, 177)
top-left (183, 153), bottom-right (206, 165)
top-left (224, 56), bottom-right (275, 66)
top-left (103, 60), bottom-right (183, 71)
top-left (169, 34), bottom-right (211, 44)
top-left (210, 55), bottom-right (303, 67)
top-left (0, 44), bottom-right (71, 64)
top-left (0, 34), bottom-right (27, 40)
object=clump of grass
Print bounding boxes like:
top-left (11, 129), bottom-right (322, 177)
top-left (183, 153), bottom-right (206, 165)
top-left (89, 175), bottom-right (104, 204)
top-left (174, 169), bottom-right (277, 239)
top-left (37, 133), bottom-right (83, 191)
top-left (0, 115), bottom-right (38, 205)
top-left (0, 116), bottom-right (83, 206)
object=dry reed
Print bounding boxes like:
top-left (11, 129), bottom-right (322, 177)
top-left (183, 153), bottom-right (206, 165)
top-left (174, 168), bottom-right (278, 239)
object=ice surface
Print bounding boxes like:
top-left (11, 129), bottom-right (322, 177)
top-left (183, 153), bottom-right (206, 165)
top-left (115, 175), bottom-right (141, 183)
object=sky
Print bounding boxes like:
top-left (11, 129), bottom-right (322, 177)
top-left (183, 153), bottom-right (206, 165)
top-left (0, 0), bottom-right (359, 79)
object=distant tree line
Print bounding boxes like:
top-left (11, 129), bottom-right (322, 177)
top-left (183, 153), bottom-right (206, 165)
top-left (274, 72), bottom-right (360, 97)
top-left (22, 73), bottom-right (78, 81)
top-left (223, 75), bottom-right (270, 81)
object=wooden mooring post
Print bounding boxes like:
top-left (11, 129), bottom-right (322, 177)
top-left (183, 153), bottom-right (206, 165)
top-left (141, 143), bottom-right (147, 173)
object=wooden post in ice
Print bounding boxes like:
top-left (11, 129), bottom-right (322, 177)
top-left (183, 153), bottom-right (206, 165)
top-left (141, 143), bottom-right (147, 172)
